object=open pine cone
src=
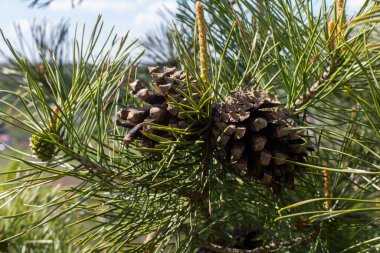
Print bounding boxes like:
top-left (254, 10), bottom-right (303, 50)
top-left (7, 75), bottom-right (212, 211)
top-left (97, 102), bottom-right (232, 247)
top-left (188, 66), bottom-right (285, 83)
top-left (117, 66), bottom-right (308, 193)
top-left (212, 88), bottom-right (307, 193)
top-left (117, 66), bottom-right (202, 148)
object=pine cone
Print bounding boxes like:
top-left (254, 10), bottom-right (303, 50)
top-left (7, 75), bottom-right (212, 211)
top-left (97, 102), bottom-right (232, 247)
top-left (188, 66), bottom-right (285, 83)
top-left (212, 88), bottom-right (307, 193)
top-left (117, 66), bottom-right (202, 148)
top-left (29, 133), bottom-right (56, 162)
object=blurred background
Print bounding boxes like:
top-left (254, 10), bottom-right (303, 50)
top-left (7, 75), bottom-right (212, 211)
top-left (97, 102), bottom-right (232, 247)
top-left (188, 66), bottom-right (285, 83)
top-left (0, 0), bottom-right (180, 167)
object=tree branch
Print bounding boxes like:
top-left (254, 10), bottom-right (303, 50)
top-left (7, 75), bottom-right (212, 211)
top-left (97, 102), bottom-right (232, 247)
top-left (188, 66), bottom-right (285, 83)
top-left (293, 64), bottom-right (337, 111)
top-left (198, 231), bottom-right (318, 253)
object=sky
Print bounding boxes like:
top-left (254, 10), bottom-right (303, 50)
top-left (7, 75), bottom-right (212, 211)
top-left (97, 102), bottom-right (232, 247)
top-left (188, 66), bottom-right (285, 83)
top-left (0, 0), bottom-right (177, 39)
top-left (0, 0), bottom-right (366, 58)
top-left (0, 0), bottom-right (177, 58)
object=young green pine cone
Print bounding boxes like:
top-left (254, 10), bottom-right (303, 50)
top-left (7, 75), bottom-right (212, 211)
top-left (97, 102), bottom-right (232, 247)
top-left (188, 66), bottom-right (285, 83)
top-left (29, 133), bottom-right (56, 162)
top-left (212, 87), bottom-right (308, 193)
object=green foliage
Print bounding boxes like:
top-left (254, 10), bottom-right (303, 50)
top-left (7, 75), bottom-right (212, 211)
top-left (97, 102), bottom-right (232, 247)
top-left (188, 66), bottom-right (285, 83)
top-left (0, 161), bottom-right (85, 253)
top-left (0, 1), bottom-right (380, 252)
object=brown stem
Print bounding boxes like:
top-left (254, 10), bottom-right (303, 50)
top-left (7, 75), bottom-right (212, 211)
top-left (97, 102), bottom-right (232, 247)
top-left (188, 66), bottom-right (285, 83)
top-left (293, 65), bottom-right (336, 111)
top-left (72, 153), bottom-right (105, 173)
top-left (293, 0), bottom-right (347, 111)
top-left (123, 123), bottom-right (144, 147)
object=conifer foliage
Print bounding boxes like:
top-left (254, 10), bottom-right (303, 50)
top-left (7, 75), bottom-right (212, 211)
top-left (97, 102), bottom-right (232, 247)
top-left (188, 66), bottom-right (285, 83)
top-left (1, 0), bottom-right (380, 252)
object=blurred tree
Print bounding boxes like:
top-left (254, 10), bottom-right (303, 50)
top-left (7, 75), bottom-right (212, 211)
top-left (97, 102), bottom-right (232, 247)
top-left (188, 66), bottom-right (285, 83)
top-left (0, 18), bottom-right (71, 91)
top-left (25, 0), bottom-right (83, 8)
top-left (142, 24), bottom-right (181, 67)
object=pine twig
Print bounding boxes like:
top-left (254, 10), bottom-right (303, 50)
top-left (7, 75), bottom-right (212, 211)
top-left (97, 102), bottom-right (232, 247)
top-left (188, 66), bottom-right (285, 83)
top-left (322, 15), bottom-right (336, 211)
top-left (198, 231), bottom-right (318, 253)
top-left (72, 153), bottom-right (105, 173)
top-left (123, 123), bottom-right (144, 147)
top-left (293, 64), bottom-right (336, 111)
top-left (294, 0), bottom-right (348, 111)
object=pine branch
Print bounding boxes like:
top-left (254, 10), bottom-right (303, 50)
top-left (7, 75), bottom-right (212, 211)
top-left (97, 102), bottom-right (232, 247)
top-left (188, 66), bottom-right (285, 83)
top-left (198, 230), bottom-right (318, 253)
top-left (70, 151), bottom-right (105, 173)
top-left (2, 1), bottom-right (380, 251)
top-left (293, 64), bottom-right (337, 111)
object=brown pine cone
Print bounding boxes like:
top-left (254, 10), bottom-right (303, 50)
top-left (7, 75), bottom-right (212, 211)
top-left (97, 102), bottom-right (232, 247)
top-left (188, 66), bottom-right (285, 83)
top-left (117, 66), bottom-right (202, 148)
top-left (212, 88), bottom-right (308, 193)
